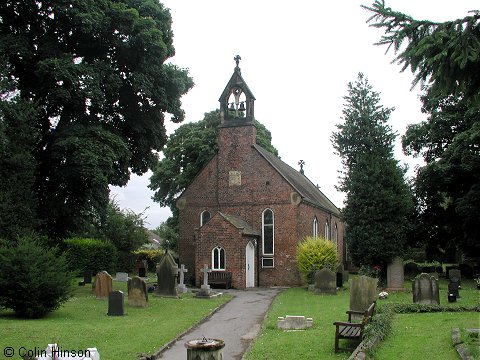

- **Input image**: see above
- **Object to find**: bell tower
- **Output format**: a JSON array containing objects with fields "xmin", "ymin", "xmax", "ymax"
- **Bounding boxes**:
[{"xmin": 218, "ymin": 55, "xmax": 256, "ymax": 125}]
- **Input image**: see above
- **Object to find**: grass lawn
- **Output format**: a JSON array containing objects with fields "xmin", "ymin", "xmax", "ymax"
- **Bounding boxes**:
[
  {"xmin": 0, "ymin": 278, "xmax": 231, "ymax": 359},
  {"xmin": 244, "ymin": 277, "xmax": 480, "ymax": 360}
]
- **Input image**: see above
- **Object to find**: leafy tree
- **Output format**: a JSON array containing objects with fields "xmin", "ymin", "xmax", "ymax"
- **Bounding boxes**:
[
  {"xmin": 296, "ymin": 236, "xmax": 337, "ymax": 284},
  {"xmin": 149, "ymin": 110, "xmax": 278, "ymax": 225},
  {"xmin": 332, "ymin": 73, "xmax": 413, "ymax": 268},
  {"xmin": 153, "ymin": 221, "xmax": 178, "ymax": 252},
  {"xmin": 0, "ymin": 0, "xmax": 193, "ymax": 240},
  {"xmin": 363, "ymin": 1, "xmax": 480, "ymax": 257}
]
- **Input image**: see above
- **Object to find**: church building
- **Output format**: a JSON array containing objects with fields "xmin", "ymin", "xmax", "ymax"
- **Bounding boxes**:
[{"xmin": 177, "ymin": 57, "xmax": 344, "ymax": 289}]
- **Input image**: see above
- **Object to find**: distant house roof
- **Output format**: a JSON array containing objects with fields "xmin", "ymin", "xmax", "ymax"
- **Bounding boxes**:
[
  {"xmin": 217, "ymin": 212, "xmax": 260, "ymax": 237},
  {"xmin": 145, "ymin": 230, "xmax": 163, "ymax": 249},
  {"xmin": 253, "ymin": 144, "xmax": 341, "ymax": 216}
]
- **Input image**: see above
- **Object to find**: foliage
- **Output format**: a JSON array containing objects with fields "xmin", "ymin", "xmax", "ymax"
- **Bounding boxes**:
[
  {"xmin": 358, "ymin": 264, "xmax": 381, "ymax": 278},
  {"xmin": 296, "ymin": 236, "xmax": 337, "ymax": 283},
  {"xmin": 132, "ymin": 248, "xmax": 165, "ymax": 271},
  {"xmin": 153, "ymin": 221, "xmax": 179, "ymax": 252},
  {"xmin": 363, "ymin": 1, "xmax": 480, "ymax": 257},
  {"xmin": 0, "ymin": 237, "xmax": 73, "ymax": 318},
  {"xmin": 363, "ymin": 304, "xmax": 394, "ymax": 344},
  {"xmin": 331, "ymin": 73, "xmax": 414, "ymax": 267},
  {"xmin": 64, "ymin": 237, "xmax": 117, "ymax": 275},
  {"xmin": 0, "ymin": 0, "xmax": 193, "ymax": 240},
  {"xmin": 149, "ymin": 110, "xmax": 278, "ymax": 226}
]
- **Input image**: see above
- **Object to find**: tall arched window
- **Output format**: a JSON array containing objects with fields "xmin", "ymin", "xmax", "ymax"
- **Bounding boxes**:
[
  {"xmin": 262, "ymin": 209, "xmax": 274, "ymax": 255},
  {"xmin": 324, "ymin": 220, "xmax": 330, "ymax": 240},
  {"xmin": 313, "ymin": 217, "xmax": 318, "ymax": 238},
  {"xmin": 200, "ymin": 210, "xmax": 211, "ymax": 226},
  {"xmin": 212, "ymin": 246, "xmax": 225, "ymax": 270},
  {"xmin": 333, "ymin": 223, "xmax": 338, "ymax": 245}
]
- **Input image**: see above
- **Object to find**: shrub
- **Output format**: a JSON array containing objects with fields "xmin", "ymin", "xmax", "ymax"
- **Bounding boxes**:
[
  {"xmin": 296, "ymin": 236, "xmax": 337, "ymax": 283},
  {"xmin": 0, "ymin": 237, "xmax": 73, "ymax": 318},
  {"xmin": 133, "ymin": 249, "xmax": 165, "ymax": 271},
  {"xmin": 64, "ymin": 237, "xmax": 116, "ymax": 275}
]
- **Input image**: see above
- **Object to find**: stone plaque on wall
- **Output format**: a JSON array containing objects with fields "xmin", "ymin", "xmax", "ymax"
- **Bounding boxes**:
[{"xmin": 229, "ymin": 171, "xmax": 242, "ymax": 186}]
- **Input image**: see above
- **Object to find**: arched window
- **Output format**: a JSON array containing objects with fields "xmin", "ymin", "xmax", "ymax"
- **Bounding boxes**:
[
  {"xmin": 262, "ymin": 209, "xmax": 274, "ymax": 255},
  {"xmin": 324, "ymin": 220, "xmax": 330, "ymax": 240},
  {"xmin": 212, "ymin": 246, "xmax": 225, "ymax": 270},
  {"xmin": 313, "ymin": 217, "xmax": 318, "ymax": 238},
  {"xmin": 333, "ymin": 223, "xmax": 338, "ymax": 245},
  {"xmin": 200, "ymin": 210, "xmax": 211, "ymax": 226}
]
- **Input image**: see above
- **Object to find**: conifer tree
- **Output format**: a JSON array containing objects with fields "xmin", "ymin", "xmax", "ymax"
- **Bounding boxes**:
[{"xmin": 332, "ymin": 73, "xmax": 413, "ymax": 268}]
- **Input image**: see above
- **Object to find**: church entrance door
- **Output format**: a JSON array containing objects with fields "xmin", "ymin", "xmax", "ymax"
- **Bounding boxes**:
[{"xmin": 246, "ymin": 242, "xmax": 255, "ymax": 287}]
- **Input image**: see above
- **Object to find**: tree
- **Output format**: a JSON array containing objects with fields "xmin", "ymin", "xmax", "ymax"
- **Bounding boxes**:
[
  {"xmin": 0, "ymin": 0, "xmax": 193, "ymax": 240},
  {"xmin": 153, "ymin": 221, "xmax": 178, "ymax": 252},
  {"xmin": 363, "ymin": 1, "xmax": 480, "ymax": 257},
  {"xmin": 332, "ymin": 73, "xmax": 413, "ymax": 268},
  {"xmin": 149, "ymin": 110, "xmax": 278, "ymax": 225}
]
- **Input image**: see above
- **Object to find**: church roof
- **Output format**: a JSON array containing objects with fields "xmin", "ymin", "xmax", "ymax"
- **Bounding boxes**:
[
  {"xmin": 218, "ymin": 212, "xmax": 260, "ymax": 236},
  {"xmin": 253, "ymin": 144, "xmax": 341, "ymax": 216}
]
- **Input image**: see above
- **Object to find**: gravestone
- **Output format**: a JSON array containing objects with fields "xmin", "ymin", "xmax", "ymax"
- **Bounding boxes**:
[
  {"xmin": 412, "ymin": 273, "xmax": 440, "ymax": 305},
  {"xmin": 336, "ymin": 264, "xmax": 345, "ymax": 288},
  {"xmin": 196, "ymin": 264, "xmax": 212, "ymax": 298},
  {"xmin": 128, "ymin": 276, "xmax": 148, "ymax": 307},
  {"xmin": 349, "ymin": 275, "xmax": 377, "ymax": 319},
  {"xmin": 387, "ymin": 257, "xmax": 405, "ymax": 290},
  {"xmin": 449, "ymin": 269, "xmax": 461, "ymax": 284},
  {"xmin": 155, "ymin": 251, "xmax": 178, "ymax": 297},
  {"xmin": 446, "ymin": 266, "xmax": 459, "ymax": 279},
  {"xmin": 314, "ymin": 268, "xmax": 336, "ymax": 294},
  {"xmin": 83, "ymin": 270, "xmax": 92, "ymax": 284},
  {"xmin": 277, "ymin": 315, "xmax": 313, "ymax": 330},
  {"xmin": 115, "ymin": 272, "xmax": 129, "ymax": 282},
  {"xmin": 177, "ymin": 264, "xmax": 189, "ymax": 293},
  {"xmin": 135, "ymin": 259, "xmax": 147, "ymax": 277},
  {"xmin": 94, "ymin": 271, "xmax": 113, "ymax": 299},
  {"xmin": 448, "ymin": 278, "xmax": 461, "ymax": 298},
  {"xmin": 107, "ymin": 290, "xmax": 125, "ymax": 316}
]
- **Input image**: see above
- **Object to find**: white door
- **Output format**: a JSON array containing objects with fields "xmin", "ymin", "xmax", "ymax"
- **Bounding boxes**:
[{"xmin": 246, "ymin": 242, "xmax": 255, "ymax": 288}]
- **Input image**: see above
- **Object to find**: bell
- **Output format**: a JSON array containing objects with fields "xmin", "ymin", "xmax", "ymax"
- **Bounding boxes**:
[{"xmin": 238, "ymin": 101, "xmax": 245, "ymax": 112}]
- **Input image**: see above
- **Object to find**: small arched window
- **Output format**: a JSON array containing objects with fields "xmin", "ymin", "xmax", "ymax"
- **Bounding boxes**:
[
  {"xmin": 324, "ymin": 220, "xmax": 330, "ymax": 240},
  {"xmin": 212, "ymin": 246, "xmax": 225, "ymax": 270},
  {"xmin": 313, "ymin": 217, "xmax": 318, "ymax": 238},
  {"xmin": 333, "ymin": 223, "xmax": 338, "ymax": 245},
  {"xmin": 200, "ymin": 210, "xmax": 211, "ymax": 226},
  {"xmin": 262, "ymin": 209, "xmax": 274, "ymax": 255}
]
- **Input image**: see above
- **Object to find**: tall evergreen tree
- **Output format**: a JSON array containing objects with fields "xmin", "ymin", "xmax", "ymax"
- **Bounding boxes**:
[
  {"xmin": 0, "ymin": 0, "xmax": 193, "ymax": 239},
  {"xmin": 363, "ymin": 1, "xmax": 480, "ymax": 257},
  {"xmin": 332, "ymin": 73, "xmax": 413, "ymax": 268}
]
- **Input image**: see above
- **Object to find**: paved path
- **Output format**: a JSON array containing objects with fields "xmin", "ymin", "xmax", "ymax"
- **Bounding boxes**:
[{"xmin": 158, "ymin": 288, "xmax": 281, "ymax": 360}]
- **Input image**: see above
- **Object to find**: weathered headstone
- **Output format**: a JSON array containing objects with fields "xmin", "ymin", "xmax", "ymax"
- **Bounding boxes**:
[
  {"xmin": 128, "ymin": 276, "xmax": 148, "ymax": 307},
  {"xmin": 449, "ymin": 269, "xmax": 461, "ymax": 284},
  {"xmin": 412, "ymin": 273, "xmax": 440, "ymax": 305},
  {"xmin": 448, "ymin": 278, "xmax": 461, "ymax": 298},
  {"xmin": 336, "ymin": 264, "xmax": 345, "ymax": 288},
  {"xmin": 349, "ymin": 275, "xmax": 378, "ymax": 318},
  {"xmin": 314, "ymin": 268, "xmax": 337, "ymax": 294},
  {"xmin": 277, "ymin": 315, "xmax": 313, "ymax": 330},
  {"xmin": 94, "ymin": 271, "xmax": 113, "ymax": 299},
  {"xmin": 446, "ymin": 266, "xmax": 459, "ymax": 279},
  {"xmin": 387, "ymin": 257, "xmax": 405, "ymax": 290},
  {"xmin": 107, "ymin": 290, "xmax": 125, "ymax": 316},
  {"xmin": 115, "ymin": 272, "xmax": 129, "ymax": 282},
  {"xmin": 197, "ymin": 264, "xmax": 212, "ymax": 298},
  {"xmin": 83, "ymin": 270, "xmax": 92, "ymax": 284},
  {"xmin": 177, "ymin": 264, "xmax": 189, "ymax": 293},
  {"xmin": 155, "ymin": 251, "xmax": 178, "ymax": 297}
]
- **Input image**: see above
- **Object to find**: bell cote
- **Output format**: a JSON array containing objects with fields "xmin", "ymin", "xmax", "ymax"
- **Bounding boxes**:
[{"xmin": 219, "ymin": 55, "xmax": 256, "ymax": 126}]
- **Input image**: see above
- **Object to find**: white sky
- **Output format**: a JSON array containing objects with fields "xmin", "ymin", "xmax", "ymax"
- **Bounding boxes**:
[{"xmin": 110, "ymin": 0, "xmax": 478, "ymax": 229}]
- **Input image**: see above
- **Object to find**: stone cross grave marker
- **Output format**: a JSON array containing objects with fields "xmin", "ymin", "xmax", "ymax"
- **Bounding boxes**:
[
  {"xmin": 412, "ymin": 273, "xmax": 440, "ymax": 305},
  {"xmin": 107, "ymin": 290, "xmax": 125, "ymax": 316},
  {"xmin": 94, "ymin": 271, "xmax": 113, "ymax": 299},
  {"xmin": 196, "ymin": 264, "xmax": 212, "ymax": 298},
  {"xmin": 177, "ymin": 264, "xmax": 188, "ymax": 293},
  {"xmin": 387, "ymin": 257, "xmax": 405, "ymax": 290},
  {"xmin": 155, "ymin": 251, "xmax": 178, "ymax": 297},
  {"xmin": 128, "ymin": 276, "xmax": 148, "ymax": 307},
  {"xmin": 314, "ymin": 268, "xmax": 337, "ymax": 295},
  {"xmin": 350, "ymin": 275, "xmax": 378, "ymax": 321}
]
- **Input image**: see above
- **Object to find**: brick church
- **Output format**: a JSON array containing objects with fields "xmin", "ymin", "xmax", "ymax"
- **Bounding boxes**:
[{"xmin": 177, "ymin": 57, "xmax": 344, "ymax": 289}]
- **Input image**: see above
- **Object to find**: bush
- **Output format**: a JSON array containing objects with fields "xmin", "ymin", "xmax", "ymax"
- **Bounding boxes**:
[
  {"xmin": 0, "ymin": 237, "xmax": 73, "ymax": 318},
  {"xmin": 64, "ymin": 237, "xmax": 116, "ymax": 275},
  {"xmin": 132, "ymin": 249, "xmax": 165, "ymax": 271},
  {"xmin": 296, "ymin": 236, "xmax": 337, "ymax": 283}
]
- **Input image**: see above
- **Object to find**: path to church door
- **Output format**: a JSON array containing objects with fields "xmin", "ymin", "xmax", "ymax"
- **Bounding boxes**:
[{"xmin": 246, "ymin": 242, "xmax": 255, "ymax": 287}]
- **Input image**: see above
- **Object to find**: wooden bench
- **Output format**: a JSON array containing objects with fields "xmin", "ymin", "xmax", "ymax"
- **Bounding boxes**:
[
  {"xmin": 204, "ymin": 271, "xmax": 232, "ymax": 289},
  {"xmin": 333, "ymin": 302, "xmax": 376, "ymax": 353}
]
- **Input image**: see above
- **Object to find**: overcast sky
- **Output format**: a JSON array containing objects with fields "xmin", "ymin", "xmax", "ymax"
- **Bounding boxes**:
[{"xmin": 110, "ymin": 0, "xmax": 477, "ymax": 229}]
